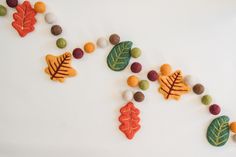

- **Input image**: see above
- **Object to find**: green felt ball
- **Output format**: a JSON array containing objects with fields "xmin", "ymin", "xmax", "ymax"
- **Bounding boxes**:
[
  {"xmin": 139, "ymin": 80, "xmax": 149, "ymax": 91},
  {"xmin": 201, "ymin": 95, "xmax": 212, "ymax": 105},
  {"xmin": 131, "ymin": 47, "xmax": 141, "ymax": 58},
  {"xmin": 0, "ymin": 5, "xmax": 7, "ymax": 16},
  {"xmin": 56, "ymin": 38, "xmax": 67, "ymax": 49}
]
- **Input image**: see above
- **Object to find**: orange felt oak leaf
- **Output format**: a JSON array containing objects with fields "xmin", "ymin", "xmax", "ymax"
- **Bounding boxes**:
[
  {"xmin": 12, "ymin": 1, "xmax": 36, "ymax": 37},
  {"xmin": 45, "ymin": 52, "xmax": 77, "ymax": 83},
  {"xmin": 158, "ymin": 70, "xmax": 190, "ymax": 100},
  {"xmin": 119, "ymin": 102, "xmax": 141, "ymax": 140}
]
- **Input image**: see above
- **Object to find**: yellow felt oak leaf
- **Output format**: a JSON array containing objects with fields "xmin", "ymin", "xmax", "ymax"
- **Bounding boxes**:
[
  {"xmin": 158, "ymin": 70, "xmax": 190, "ymax": 100},
  {"xmin": 45, "ymin": 52, "xmax": 77, "ymax": 83}
]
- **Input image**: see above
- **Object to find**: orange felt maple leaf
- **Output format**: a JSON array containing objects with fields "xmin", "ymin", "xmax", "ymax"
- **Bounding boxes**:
[
  {"xmin": 158, "ymin": 70, "xmax": 190, "ymax": 100},
  {"xmin": 45, "ymin": 52, "xmax": 77, "ymax": 83},
  {"xmin": 12, "ymin": 1, "xmax": 36, "ymax": 37},
  {"xmin": 119, "ymin": 102, "xmax": 141, "ymax": 140}
]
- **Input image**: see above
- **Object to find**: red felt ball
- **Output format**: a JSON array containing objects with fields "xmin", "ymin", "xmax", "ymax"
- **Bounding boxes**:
[
  {"xmin": 73, "ymin": 48, "xmax": 84, "ymax": 59},
  {"xmin": 130, "ymin": 62, "xmax": 142, "ymax": 73},
  {"xmin": 209, "ymin": 104, "xmax": 221, "ymax": 115},
  {"xmin": 147, "ymin": 70, "xmax": 159, "ymax": 81}
]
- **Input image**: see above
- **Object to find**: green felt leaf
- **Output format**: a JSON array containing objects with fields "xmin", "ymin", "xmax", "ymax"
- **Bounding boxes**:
[
  {"xmin": 207, "ymin": 115, "xmax": 230, "ymax": 147},
  {"xmin": 107, "ymin": 41, "xmax": 133, "ymax": 71}
]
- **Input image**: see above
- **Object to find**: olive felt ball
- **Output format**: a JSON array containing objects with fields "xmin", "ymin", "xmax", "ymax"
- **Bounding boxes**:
[
  {"xmin": 56, "ymin": 38, "xmax": 67, "ymax": 49},
  {"xmin": 130, "ymin": 47, "xmax": 141, "ymax": 58},
  {"xmin": 0, "ymin": 5, "xmax": 7, "ymax": 16},
  {"xmin": 201, "ymin": 95, "xmax": 212, "ymax": 105},
  {"xmin": 139, "ymin": 80, "xmax": 149, "ymax": 91}
]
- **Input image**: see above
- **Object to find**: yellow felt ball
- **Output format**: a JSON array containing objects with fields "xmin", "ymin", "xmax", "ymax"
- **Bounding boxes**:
[
  {"xmin": 127, "ymin": 75, "xmax": 139, "ymax": 87},
  {"xmin": 160, "ymin": 64, "xmax": 172, "ymax": 76},
  {"xmin": 34, "ymin": 1, "xmax": 46, "ymax": 13},
  {"xmin": 230, "ymin": 122, "xmax": 236, "ymax": 133},
  {"xmin": 84, "ymin": 42, "xmax": 95, "ymax": 53}
]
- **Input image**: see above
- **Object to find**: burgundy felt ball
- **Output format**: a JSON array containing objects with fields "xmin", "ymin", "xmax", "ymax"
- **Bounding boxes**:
[
  {"xmin": 209, "ymin": 104, "xmax": 221, "ymax": 115},
  {"xmin": 130, "ymin": 62, "xmax": 142, "ymax": 73},
  {"xmin": 6, "ymin": 0, "xmax": 18, "ymax": 8},
  {"xmin": 147, "ymin": 70, "xmax": 159, "ymax": 81},
  {"xmin": 73, "ymin": 48, "xmax": 84, "ymax": 59}
]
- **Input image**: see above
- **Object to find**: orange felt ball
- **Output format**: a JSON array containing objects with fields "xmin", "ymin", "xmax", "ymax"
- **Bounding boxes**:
[
  {"xmin": 84, "ymin": 42, "xmax": 95, "ymax": 53},
  {"xmin": 160, "ymin": 64, "xmax": 172, "ymax": 76},
  {"xmin": 127, "ymin": 75, "xmax": 139, "ymax": 87},
  {"xmin": 34, "ymin": 1, "xmax": 46, "ymax": 13},
  {"xmin": 230, "ymin": 122, "xmax": 236, "ymax": 133}
]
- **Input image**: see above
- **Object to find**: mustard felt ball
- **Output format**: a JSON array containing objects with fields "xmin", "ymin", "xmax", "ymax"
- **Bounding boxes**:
[
  {"xmin": 34, "ymin": 1, "xmax": 46, "ymax": 13},
  {"xmin": 160, "ymin": 64, "xmax": 172, "ymax": 76},
  {"xmin": 127, "ymin": 75, "xmax": 139, "ymax": 87},
  {"xmin": 230, "ymin": 122, "xmax": 236, "ymax": 133}
]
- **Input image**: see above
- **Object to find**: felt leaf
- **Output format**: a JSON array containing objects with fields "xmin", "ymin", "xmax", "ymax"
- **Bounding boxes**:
[
  {"xmin": 207, "ymin": 115, "xmax": 230, "ymax": 147},
  {"xmin": 45, "ymin": 52, "xmax": 77, "ymax": 83},
  {"xmin": 158, "ymin": 70, "xmax": 190, "ymax": 100},
  {"xmin": 107, "ymin": 41, "xmax": 132, "ymax": 71},
  {"xmin": 119, "ymin": 102, "xmax": 141, "ymax": 140},
  {"xmin": 12, "ymin": 1, "xmax": 36, "ymax": 37}
]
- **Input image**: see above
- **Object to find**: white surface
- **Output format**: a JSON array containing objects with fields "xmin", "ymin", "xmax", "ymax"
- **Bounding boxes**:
[{"xmin": 0, "ymin": 0, "xmax": 236, "ymax": 156}]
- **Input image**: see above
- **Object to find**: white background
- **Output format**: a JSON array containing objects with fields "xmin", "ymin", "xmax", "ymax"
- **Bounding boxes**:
[{"xmin": 0, "ymin": 0, "xmax": 236, "ymax": 156}]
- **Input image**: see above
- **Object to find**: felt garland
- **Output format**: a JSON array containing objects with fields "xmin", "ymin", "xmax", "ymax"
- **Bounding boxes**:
[{"xmin": 1, "ymin": 0, "xmax": 236, "ymax": 147}]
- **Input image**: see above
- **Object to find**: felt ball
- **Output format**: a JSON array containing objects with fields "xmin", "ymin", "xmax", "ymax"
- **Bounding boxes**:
[
  {"xmin": 122, "ymin": 90, "xmax": 133, "ymax": 101},
  {"xmin": 130, "ymin": 62, "xmax": 142, "ymax": 73},
  {"xmin": 34, "ymin": 1, "xmax": 46, "ymax": 13},
  {"xmin": 127, "ymin": 75, "xmax": 139, "ymax": 87},
  {"xmin": 73, "ymin": 48, "xmax": 84, "ymax": 59},
  {"xmin": 96, "ymin": 37, "xmax": 108, "ymax": 48},
  {"xmin": 133, "ymin": 91, "xmax": 145, "ymax": 102},
  {"xmin": 184, "ymin": 75, "xmax": 198, "ymax": 87},
  {"xmin": 147, "ymin": 70, "xmax": 158, "ymax": 81},
  {"xmin": 109, "ymin": 34, "xmax": 120, "ymax": 45},
  {"xmin": 160, "ymin": 64, "xmax": 172, "ymax": 76},
  {"xmin": 193, "ymin": 84, "xmax": 205, "ymax": 95},
  {"xmin": 201, "ymin": 95, "xmax": 212, "ymax": 105},
  {"xmin": 0, "ymin": 5, "xmax": 7, "ymax": 16},
  {"xmin": 6, "ymin": 0, "xmax": 18, "ymax": 8},
  {"xmin": 233, "ymin": 134, "xmax": 236, "ymax": 142},
  {"xmin": 45, "ymin": 13, "xmax": 57, "ymax": 24},
  {"xmin": 56, "ymin": 38, "xmax": 67, "ymax": 49},
  {"xmin": 230, "ymin": 122, "xmax": 236, "ymax": 133},
  {"xmin": 131, "ymin": 47, "xmax": 141, "ymax": 58},
  {"xmin": 209, "ymin": 104, "xmax": 221, "ymax": 115},
  {"xmin": 84, "ymin": 42, "xmax": 95, "ymax": 53},
  {"xmin": 51, "ymin": 25, "xmax": 62, "ymax": 36},
  {"xmin": 139, "ymin": 80, "xmax": 149, "ymax": 91}
]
